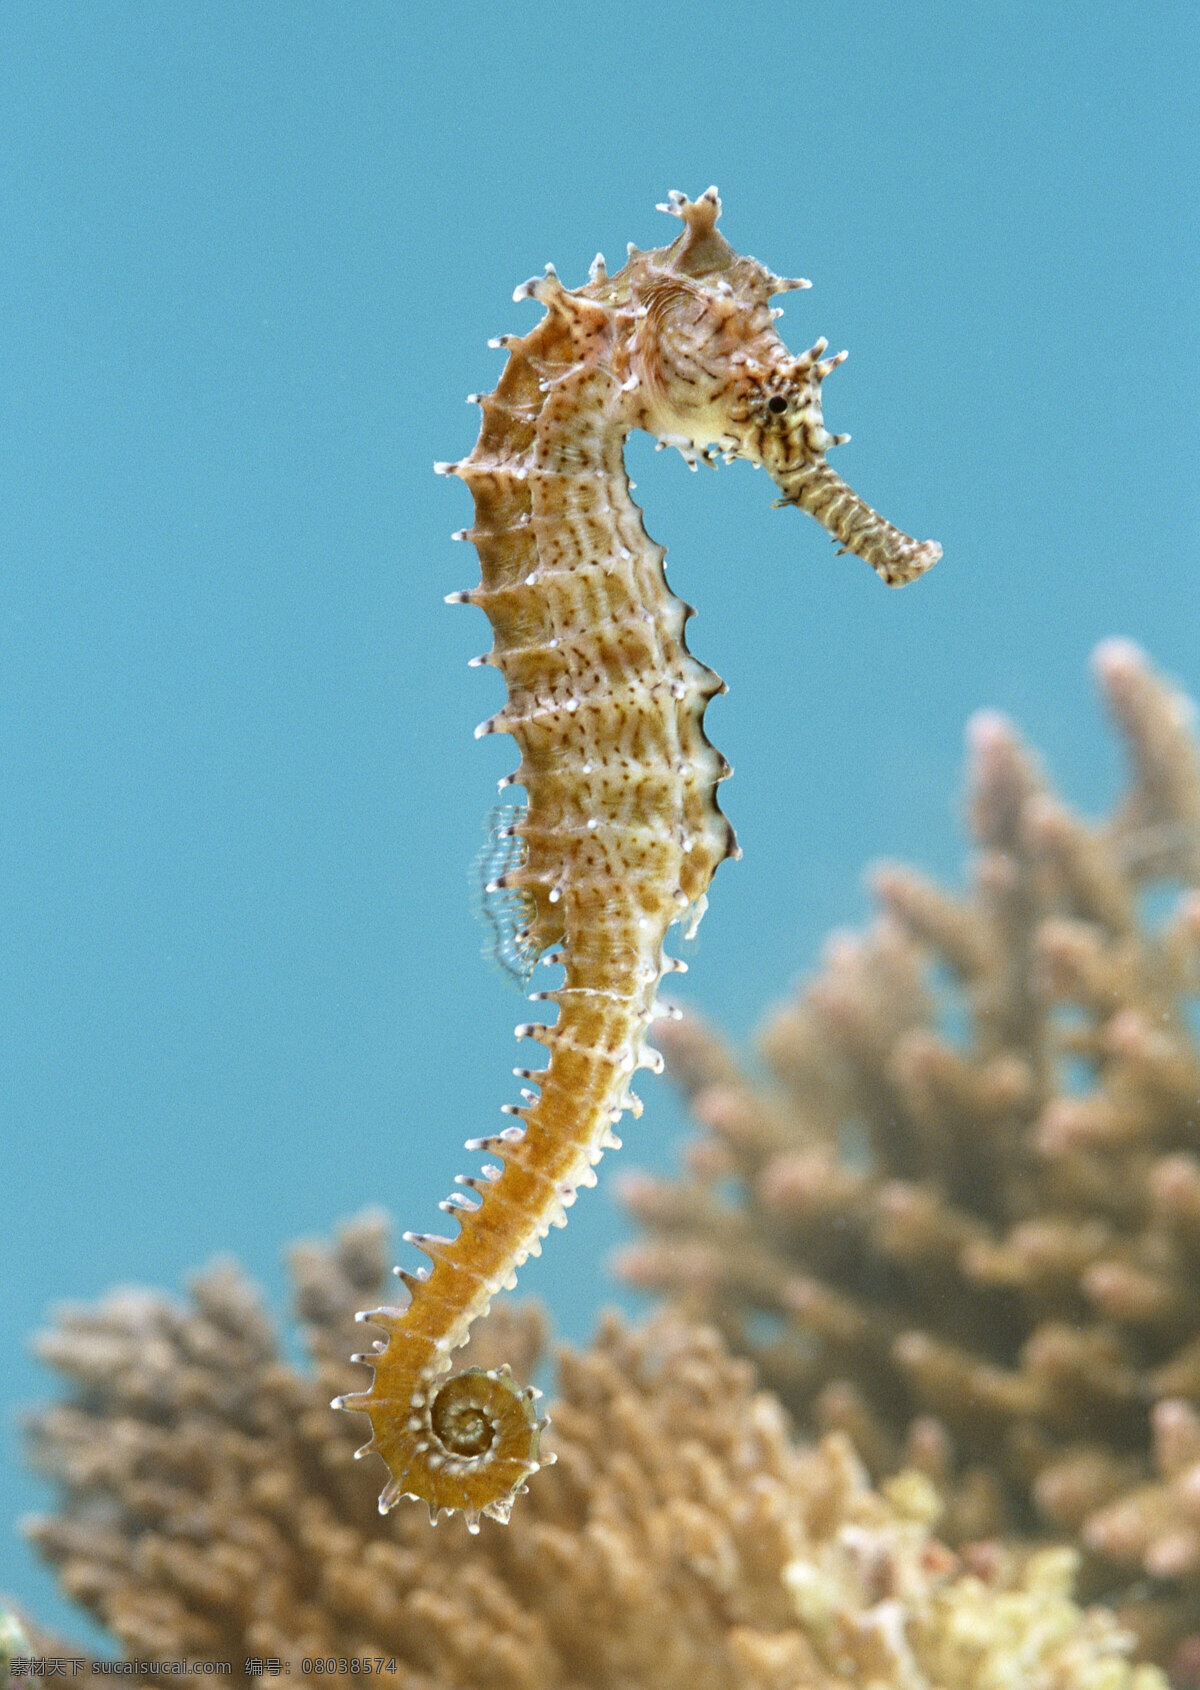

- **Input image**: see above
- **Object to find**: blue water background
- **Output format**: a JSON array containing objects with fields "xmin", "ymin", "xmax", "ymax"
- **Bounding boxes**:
[{"xmin": 2, "ymin": 0, "xmax": 1197, "ymax": 1642}]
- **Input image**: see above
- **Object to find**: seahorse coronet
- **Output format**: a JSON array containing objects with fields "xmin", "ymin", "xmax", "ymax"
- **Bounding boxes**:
[{"xmin": 337, "ymin": 188, "xmax": 939, "ymax": 1526}]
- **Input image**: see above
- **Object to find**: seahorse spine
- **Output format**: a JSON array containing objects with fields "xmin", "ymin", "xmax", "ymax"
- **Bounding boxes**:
[{"xmin": 334, "ymin": 188, "xmax": 939, "ymax": 1527}]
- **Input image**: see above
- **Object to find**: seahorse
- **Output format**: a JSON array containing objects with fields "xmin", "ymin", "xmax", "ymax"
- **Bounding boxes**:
[{"xmin": 333, "ymin": 188, "xmax": 940, "ymax": 1527}]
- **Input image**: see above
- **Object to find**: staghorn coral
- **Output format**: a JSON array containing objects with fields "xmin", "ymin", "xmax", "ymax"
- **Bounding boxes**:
[
  {"xmin": 19, "ymin": 1213, "xmax": 1161, "ymax": 1689},
  {"xmin": 618, "ymin": 640, "xmax": 1200, "ymax": 1668}
]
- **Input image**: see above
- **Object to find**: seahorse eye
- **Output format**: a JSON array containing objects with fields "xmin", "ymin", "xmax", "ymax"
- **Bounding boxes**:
[{"xmin": 767, "ymin": 395, "xmax": 788, "ymax": 415}]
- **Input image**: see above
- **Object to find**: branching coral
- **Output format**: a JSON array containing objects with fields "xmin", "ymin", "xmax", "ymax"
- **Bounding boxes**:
[
  {"xmin": 19, "ymin": 1213, "xmax": 1162, "ymax": 1689},
  {"xmin": 618, "ymin": 641, "xmax": 1200, "ymax": 1668}
]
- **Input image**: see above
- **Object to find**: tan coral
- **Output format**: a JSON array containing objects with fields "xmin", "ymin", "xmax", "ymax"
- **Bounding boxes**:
[
  {"xmin": 21, "ymin": 1214, "xmax": 1160, "ymax": 1690},
  {"xmin": 618, "ymin": 641, "xmax": 1200, "ymax": 1669}
]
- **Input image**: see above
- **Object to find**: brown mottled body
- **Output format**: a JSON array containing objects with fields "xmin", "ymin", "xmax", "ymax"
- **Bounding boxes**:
[{"xmin": 335, "ymin": 190, "xmax": 939, "ymax": 1526}]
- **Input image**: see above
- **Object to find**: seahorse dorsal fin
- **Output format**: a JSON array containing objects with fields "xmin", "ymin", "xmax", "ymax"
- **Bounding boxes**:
[{"xmin": 473, "ymin": 802, "xmax": 542, "ymax": 989}]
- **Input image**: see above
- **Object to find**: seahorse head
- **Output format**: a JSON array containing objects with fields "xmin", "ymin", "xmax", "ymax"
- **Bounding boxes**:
[
  {"xmin": 605, "ymin": 188, "xmax": 939, "ymax": 586},
  {"xmin": 618, "ymin": 187, "xmax": 842, "ymax": 481}
]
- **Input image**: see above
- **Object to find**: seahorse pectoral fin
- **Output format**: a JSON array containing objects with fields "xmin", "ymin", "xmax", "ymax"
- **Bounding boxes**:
[{"xmin": 773, "ymin": 456, "xmax": 941, "ymax": 587}]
